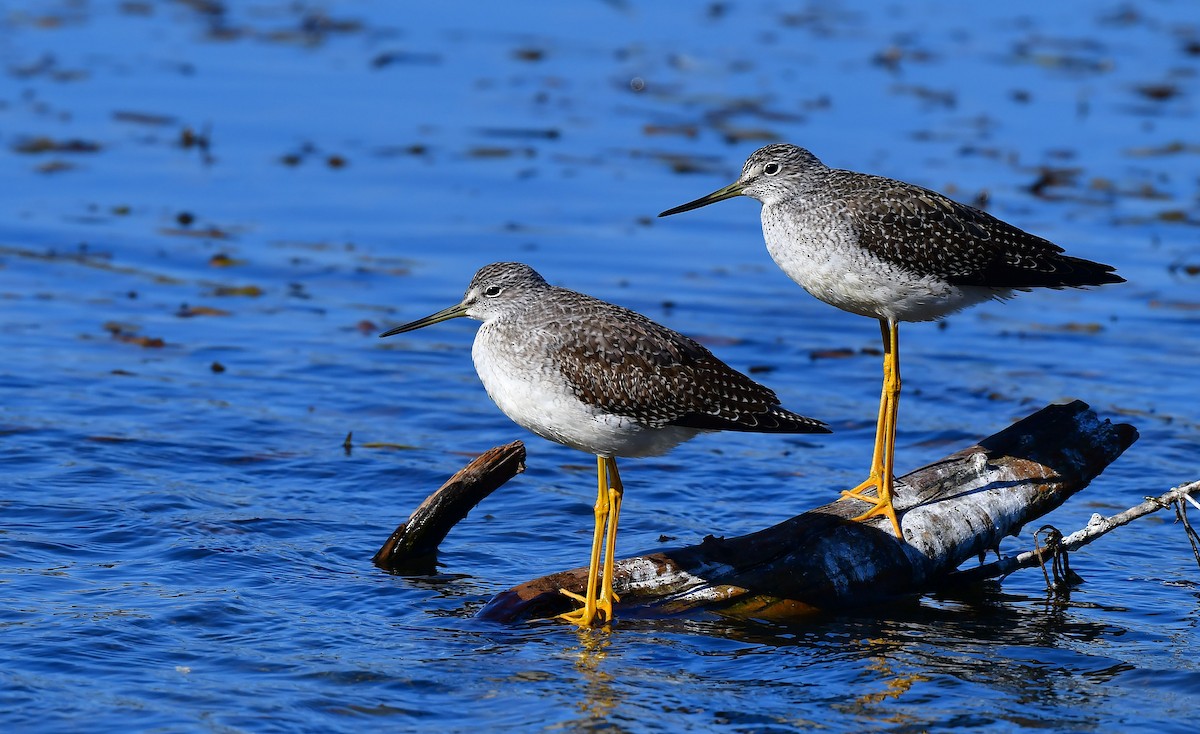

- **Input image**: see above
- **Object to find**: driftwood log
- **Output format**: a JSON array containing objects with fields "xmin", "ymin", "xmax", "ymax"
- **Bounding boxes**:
[
  {"xmin": 477, "ymin": 400, "xmax": 1136, "ymax": 622},
  {"xmin": 375, "ymin": 401, "xmax": 1142, "ymax": 621}
]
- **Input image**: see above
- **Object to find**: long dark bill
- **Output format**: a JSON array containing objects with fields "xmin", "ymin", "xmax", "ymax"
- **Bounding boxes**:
[
  {"xmin": 657, "ymin": 180, "xmax": 745, "ymax": 217},
  {"xmin": 379, "ymin": 302, "xmax": 469, "ymax": 338}
]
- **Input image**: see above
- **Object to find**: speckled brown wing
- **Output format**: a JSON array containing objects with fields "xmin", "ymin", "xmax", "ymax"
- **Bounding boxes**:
[
  {"xmin": 828, "ymin": 171, "xmax": 1124, "ymax": 288},
  {"xmin": 547, "ymin": 292, "xmax": 828, "ymax": 434}
]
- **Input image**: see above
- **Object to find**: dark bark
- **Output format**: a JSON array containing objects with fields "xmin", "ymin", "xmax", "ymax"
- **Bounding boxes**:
[{"xmin": 373, "ymin": 440, "xmax": 526, "ymax": 574}]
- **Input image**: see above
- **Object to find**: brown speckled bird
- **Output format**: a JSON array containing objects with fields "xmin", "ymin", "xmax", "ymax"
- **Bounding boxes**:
[
  {"xmin": 660, "ymin": 143, "xmax": 1123, "ymax": 539},
  {"xmin": 380, "ymin": 261, "xmax": 829, "ymax": 627}
]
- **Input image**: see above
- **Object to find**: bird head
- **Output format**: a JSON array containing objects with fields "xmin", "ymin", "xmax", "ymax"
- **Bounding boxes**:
[
  {"xmin": 658, "ymin": 143, "xmax": 828, "ymax": 215},
  {"xmin": 379, "ymin": 262, "xmax": 548, "ymax": 337}
]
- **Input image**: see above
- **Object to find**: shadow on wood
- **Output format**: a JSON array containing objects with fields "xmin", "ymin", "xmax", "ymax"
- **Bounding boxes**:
[{"xmin": 476, "ymin": 400, "xmax": 1136, "ymax": 623}]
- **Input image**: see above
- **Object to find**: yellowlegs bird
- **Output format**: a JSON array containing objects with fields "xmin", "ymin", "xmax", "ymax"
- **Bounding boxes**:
[
  {"xmin": 659, "ymin": 143, "xmax": 1123, "ymax": 538},
  {"xmin": 380, "ymin": 262, "xmax": 829, "ymax": 626}
]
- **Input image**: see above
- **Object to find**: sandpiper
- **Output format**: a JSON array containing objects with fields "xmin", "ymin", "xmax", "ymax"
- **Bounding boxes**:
[
  {"xmin": 381, "ymin": 261, "xmax": 829, "ymax": 626},
  {"xmin": 659, "ymin": 143, "xmax": 1123, "ymax": 537}
]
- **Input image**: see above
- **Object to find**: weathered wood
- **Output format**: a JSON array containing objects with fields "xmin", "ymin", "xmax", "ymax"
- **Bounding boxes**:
[
  {"xmin": 373, "ymin": 441, "xmax": 526, "ymax": 573},
  {"xmin": 478, "ymin": 401, "xmax": 1137, "ymax": 622}
]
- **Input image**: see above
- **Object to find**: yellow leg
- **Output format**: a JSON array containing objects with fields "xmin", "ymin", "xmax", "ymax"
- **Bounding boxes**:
[
  {"xmin": 595, "ymin": 457, "xmax": 624, "ymax": 624},
  {"xmin": 558, "ymin": 456, "xmax": 609, "ymax": 626},
  {"xmin": 840, "ymin": 319, "xmax": 904, "ymax": 537},
  {"xmin": 842, "ymin": 319, "xmax": 892, "ymax": 501}
]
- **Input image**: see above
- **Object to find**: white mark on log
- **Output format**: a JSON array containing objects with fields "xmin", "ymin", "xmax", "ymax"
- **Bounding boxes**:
[
  {"xmin": 1084, "ymin": 513, "xmax": 1112, "ymax": 534},
  {"xmin": 618, "ymin": 556, "xmax": 736, "ymax": 598},
  {"xmin": 620, "ymin": 557, "xmax": 673, "ymax": 590}
]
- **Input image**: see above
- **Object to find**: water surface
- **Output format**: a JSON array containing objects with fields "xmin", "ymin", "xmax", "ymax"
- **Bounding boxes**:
[{"xmin": 2, "ymin": 1, "xmax": 1198, "ymax": 731}]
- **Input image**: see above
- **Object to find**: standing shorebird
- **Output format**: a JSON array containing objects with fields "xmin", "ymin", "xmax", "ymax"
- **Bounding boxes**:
[
  {"xmin": 380, "ymin": 262, "xmax": 829, "ymax": 626},
  {"xmin": 659, "ymin": 143, "xmax": 1123, "ymax": 538}
]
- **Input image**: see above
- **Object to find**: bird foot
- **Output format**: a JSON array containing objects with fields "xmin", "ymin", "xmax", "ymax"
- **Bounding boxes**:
[
  {"xmin": 558, "ymin": 588, "xmax": 589, "ymax": 604},
  {"xmin": 556, "ymin": 588, "xmax": 617, "ymax": 627},
  {"xmin": 557, "ymin": 585, "xmax": 621, "ymax": 627},
  {"xmin": 837, "ymin": 474, "xmax": 903, "ymax": 537},
  {"xmin": 557, "ymin": 605, "xmax": 603, "ymax": 627},
  {"xmin": 558, "ymin": 588, "xmax": 620, "ymax": 604},
  {"xmin": 849, "ymin": 497, "xmax": 903, "ymax": 539},
  {"xmin": 840, "ymin": 476, "xmax": 883, "ymax": 503}
]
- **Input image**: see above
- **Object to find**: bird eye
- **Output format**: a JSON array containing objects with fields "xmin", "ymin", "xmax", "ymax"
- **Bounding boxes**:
[
  {"xmin": 763, "ymin": 162, "xmax": 782, "ymax": 175},
  {"xmin": 483, "ymin": 285, "xmax": 504, "ymax": 297}
]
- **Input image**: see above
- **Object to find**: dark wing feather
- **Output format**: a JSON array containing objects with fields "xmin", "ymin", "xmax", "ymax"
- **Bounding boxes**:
[
  {"xmin": 548, "ymin": 292, "xmax": 828, "ymax": 435},
  {"xmin": 829, "ymin": 171, "xmax": 1124, "ymax": 288}
]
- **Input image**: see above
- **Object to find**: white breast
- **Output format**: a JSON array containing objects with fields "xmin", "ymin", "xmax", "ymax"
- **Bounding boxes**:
[
  {"xmin": 761, "ymin": 204, "xmax": 1003, "ymax": 323},
  {"xmin": 471, "ymin": 324, "xmax": 700, "ymax": 459}
]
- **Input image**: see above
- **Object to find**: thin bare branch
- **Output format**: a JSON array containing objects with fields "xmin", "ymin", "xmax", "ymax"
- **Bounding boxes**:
[{"xmin": 945, "ymin": 480, "xmax": 1200, "ymax": 585}]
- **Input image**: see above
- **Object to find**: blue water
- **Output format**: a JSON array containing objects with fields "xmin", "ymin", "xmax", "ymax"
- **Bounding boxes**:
[{"xmin": 1, "ymin": 1, "xmax": 1198, "ymax": 731}]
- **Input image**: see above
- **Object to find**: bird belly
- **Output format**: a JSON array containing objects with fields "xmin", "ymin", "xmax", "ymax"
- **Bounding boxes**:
[
  {"xmin": 762, "ymin": 214, "xmax": 1003, "ymax": 322},
  {"xmin": 472, "ymin": 336, "xmax": 700, "ymax": 459}
]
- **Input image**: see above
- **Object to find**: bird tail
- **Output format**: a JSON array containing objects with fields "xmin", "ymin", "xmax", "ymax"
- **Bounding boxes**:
[
  {"xmin": 1055, "ymin": 255, "xmax": 1125, "ymax": 287},
  {"xmin": 671, "ymin": 408, "xmax": 830, "ymax": 434}
]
